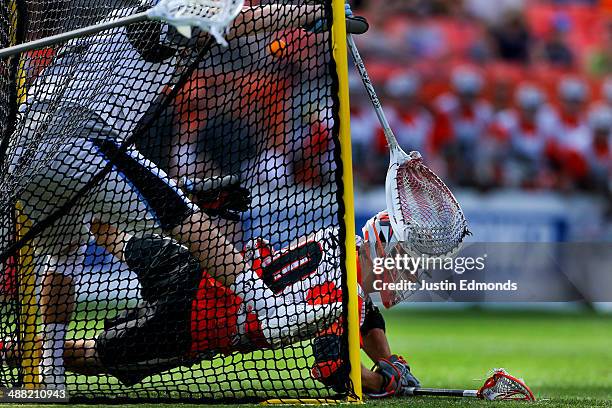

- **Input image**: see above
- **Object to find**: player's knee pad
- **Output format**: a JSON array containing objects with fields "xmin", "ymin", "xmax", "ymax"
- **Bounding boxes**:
[
  {"xmin": 310, "ymin": 334, "xmax": 349, "ymax": 393},
  {"xmin": 123, "ymin": 234, "xmax": 201, "ymax": 303}
]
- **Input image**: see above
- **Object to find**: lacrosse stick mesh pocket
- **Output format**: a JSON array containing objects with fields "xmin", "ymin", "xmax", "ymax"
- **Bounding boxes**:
[
  {"xmin": 147, "ymin": 0, "xmax": 244, "ymax": 45},
  {"xmin": 478, "ymin": 369, "xmax": 536, "ymax": 401},
  {"xmin": 394, "ymin": 156, "xmax": 468, "ymax": 257}
]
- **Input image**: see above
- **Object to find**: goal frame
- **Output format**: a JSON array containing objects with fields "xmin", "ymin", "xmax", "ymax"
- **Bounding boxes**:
[
  {"xmin": 6, "ymin": 0, "xmax": 42, "ymax": 390},
  {"xmin": 7, "ymin": 0, "xmax": 363, "ymax": 401},
  {"xmin": 330, "ymin": 0, "xmax": 363, "ymax": 402}
]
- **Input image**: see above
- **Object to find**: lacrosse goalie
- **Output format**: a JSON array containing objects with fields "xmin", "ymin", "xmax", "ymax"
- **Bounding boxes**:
[
  {"xmin": 0, "ymin": 209, "xmax": 419, "ymax": 397},
  {"xmin": 4, "ymin": 1, "xmax": 349, "ymax": 388}
]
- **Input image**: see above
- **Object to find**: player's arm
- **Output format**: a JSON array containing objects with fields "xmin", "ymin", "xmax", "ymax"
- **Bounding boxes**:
[
  {"xmin": 360, "ymin": 298, "xmax": 420, "ymax": 398},
  {"xmin": 227, "ymin": 4, "xmax": 326, "ymax": 40},
  {"xmin": 312, "ymin": 294, "xmax": 420, "ymax": 397}
]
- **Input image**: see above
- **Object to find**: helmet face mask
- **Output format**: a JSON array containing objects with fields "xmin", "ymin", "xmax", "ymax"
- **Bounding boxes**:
[
  {"xmin": 361, "ymin": 210, "xmax": 396, "ymax": 261},
  {"xmin": 360, "ymin": 211, "xmax": 421, "ymax": 305}
]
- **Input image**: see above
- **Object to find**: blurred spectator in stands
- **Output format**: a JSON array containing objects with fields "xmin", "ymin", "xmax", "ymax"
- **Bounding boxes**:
[
  {"xmin": 405, "ymin": 13, "xmax": 447, "ymax": 60},
  {"xmin": 382, "ymin": 72, "xmax": 434, "ymax": 154},
  {"xmin": 464, "ymin": 0, "xmax": 525, "ymax": 25},
  {"xmin": 293, "ymin": 106, "xmax": 333, "ymax": 187},
  {"xmin": 553, "ymin": 76, "xmax": 591, "ymax": 148},
  {"xmin": 489, "ymin": 10, "xmax": 532, "ymax": 64},
  {"xmin": 167, "ymin": 75, "xmax": 209, "ymax": 180},
  {"xmin": 539, "ymin": 13, "xmax": 575, "ymax": 69},
  {"xmin": 434, "ymin": 66, "xmax": 493, "ymax": 186},
  {"xmin": 601, "ymin": 77, "xmax": 612, "ymax": 109},
  {"xmin": 491, "ymin": 78, "xmax": 514, "ymax": 113},
  {"xmin": 547, "ymin": 76, "xmax": 592, "ymax": 190},
  {"xmin": 586, "ymin": 103, "xmax": 612, "ymax": 192},
  {"xmin": 254, "ymin": 142, "xmax": 292, "ymax": 188},
  {"xmin": 494, "ymin": 84, "xmax": 556, "ymax": 188},
  {"xmin": 349, "ymin": 72, "xmax": 384, "ymax": 188}
]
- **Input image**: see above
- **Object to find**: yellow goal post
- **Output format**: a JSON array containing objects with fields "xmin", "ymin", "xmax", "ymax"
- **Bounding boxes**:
[{"xmin": 10, "ymin": 0, "xmax": 41, "ymax": 388}]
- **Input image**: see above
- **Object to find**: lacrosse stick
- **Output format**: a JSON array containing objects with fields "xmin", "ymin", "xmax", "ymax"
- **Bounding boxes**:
[
  {"xmin": 0, "ymin": 0, "xmax": 244, "ymax": 58},
  {"xmin": 404, "ymin": 369, "xmax": 536, "ymax": 402},
  {"xmin": 347, "ymin": 34, "xmax": 468, "ymax": 259}
]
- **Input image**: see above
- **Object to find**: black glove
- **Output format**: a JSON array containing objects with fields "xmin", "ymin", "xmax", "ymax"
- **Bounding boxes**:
[
  {"xmin": 368, "ymin": 355, "xmax": 420, "ymax": 398},
  {"xmin": 180, "ymin": 175, "xmax": 251, "ymax": 221},
  {"xmin": 346, "ymin": 16, "xmax": 369, "ymax": 35},
  {"xmin": 310, "ymin": 334, "xmax": 350, "ymax": 393},
  {"xmin": 394, "ymin": 357, "xmax": 421, "ymax": 396},
  {"xmin": 304, "ymin": 2, "xmax": 369, "ymax": 35}
]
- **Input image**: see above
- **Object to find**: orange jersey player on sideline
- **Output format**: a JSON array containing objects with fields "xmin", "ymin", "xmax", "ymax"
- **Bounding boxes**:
[{"xmin": 0, "ymin": 212, "xmax": 419, "ymax": 398}]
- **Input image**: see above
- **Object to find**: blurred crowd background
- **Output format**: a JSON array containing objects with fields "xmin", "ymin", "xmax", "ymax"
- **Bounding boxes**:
[
  {"xmin": 161, "ymin": 0, "xmax": 612, "ymax": 242},
  {"xmin": 349, "ymin": 0, "xmax": 611, "ymax": 199}
]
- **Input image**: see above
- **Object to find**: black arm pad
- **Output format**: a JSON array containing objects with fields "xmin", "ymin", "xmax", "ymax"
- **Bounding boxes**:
[{"xmin": 360, "ymin": 296, "xmax": 386, "ymax": 336}]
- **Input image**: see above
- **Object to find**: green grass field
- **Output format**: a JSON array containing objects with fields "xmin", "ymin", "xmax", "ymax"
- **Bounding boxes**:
[
  {"xmin": 8, "ymin": 307, "xmax": 612, "ymax": 407},
  {"xmin": 372, "ymin": 308, "xmax": 612, "ymax": 407}
]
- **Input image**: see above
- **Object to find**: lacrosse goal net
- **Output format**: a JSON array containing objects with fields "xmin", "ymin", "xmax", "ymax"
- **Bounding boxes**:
[{"xmin": 0, "ymin": 0, "xmax": 360, "ymax": 402}]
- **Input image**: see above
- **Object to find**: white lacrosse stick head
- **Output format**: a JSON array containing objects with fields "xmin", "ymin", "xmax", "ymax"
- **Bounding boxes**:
[
  {"xmin": 478, "ymin": 369, "xmax": 536, "ymax": 401},
  {"xmin": 385, "ymin": 148, "xmax": 468, "ymax": 258},
  {"xmin": 147, "ymin": 0, "xmax": 244, "ymax": 46}
]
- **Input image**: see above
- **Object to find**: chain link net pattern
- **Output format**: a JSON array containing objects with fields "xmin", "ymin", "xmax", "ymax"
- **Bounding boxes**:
[{"xmin": 0, "ymin": 0, "xmax": 354, "ymax": 401}]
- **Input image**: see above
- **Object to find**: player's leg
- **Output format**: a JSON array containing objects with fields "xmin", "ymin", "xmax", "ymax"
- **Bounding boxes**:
[
  {"xmin": 38, "ymin": 251, "xmax": 78, "ymax": 388},
  {"xmin": 1, "ymin": 299, "xmax": 194, "ymax": 384},
  {"xmin": 16, "ymin": 129, "xmax": 102, "ymax": 387},
  {"xmin": 31, "ymin": 217, "xmax": 93, "ymax": 388},
  {"xmin": 87, "ymin": 233, "xmax": 203, "ymax": 385},
  {"xmin": 0, "ymin": 331, "xmax": 182, "ymax": 382},
  {"xmin": 0, "ymin": 337, "xmax": 102, "ymax": 375}
]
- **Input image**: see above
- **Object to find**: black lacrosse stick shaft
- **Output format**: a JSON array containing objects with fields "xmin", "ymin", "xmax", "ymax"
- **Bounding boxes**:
[{"xmin": 406, "ymin": 387, "xmax": 478, "ymax": 398}]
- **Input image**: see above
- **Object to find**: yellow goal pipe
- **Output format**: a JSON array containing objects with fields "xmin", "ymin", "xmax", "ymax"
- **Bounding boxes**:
[
  {"xmin": 331, "ymin": 0, "xmax": 362, "ymax": 402},
  {"xmin": 15, "ymin": 202, "xmax": 40, "ymax": 387},
  {"xmin": 10, "ymin": 0, "xmax": 41, "ymax": 387}
]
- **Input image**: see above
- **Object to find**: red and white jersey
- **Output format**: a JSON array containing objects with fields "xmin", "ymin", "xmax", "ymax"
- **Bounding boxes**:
[
  {"xmin": 494, "ymin": 107, "xmax": 556, "ymax": 161},
  {"xmin": 548, "ymin": 111, "xmax": 592, "ymax": 155},
  {"xmin": 251, "ymin": 227, "xmax": 364, "ymax": 314},
  {"xmin": 255, "ymin": 227, "xmax": 366, "ymax": 339},
  {"xmin": 435, "ymin": 93, "xmax": 493, "ymax": 144},
  {"xmin": 189, "ymin": 228, "xmax": 366, "ymax": 356},
  {"xmin": 585, "ymin": 134, "xmax": 612, "ymax": 180}
]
